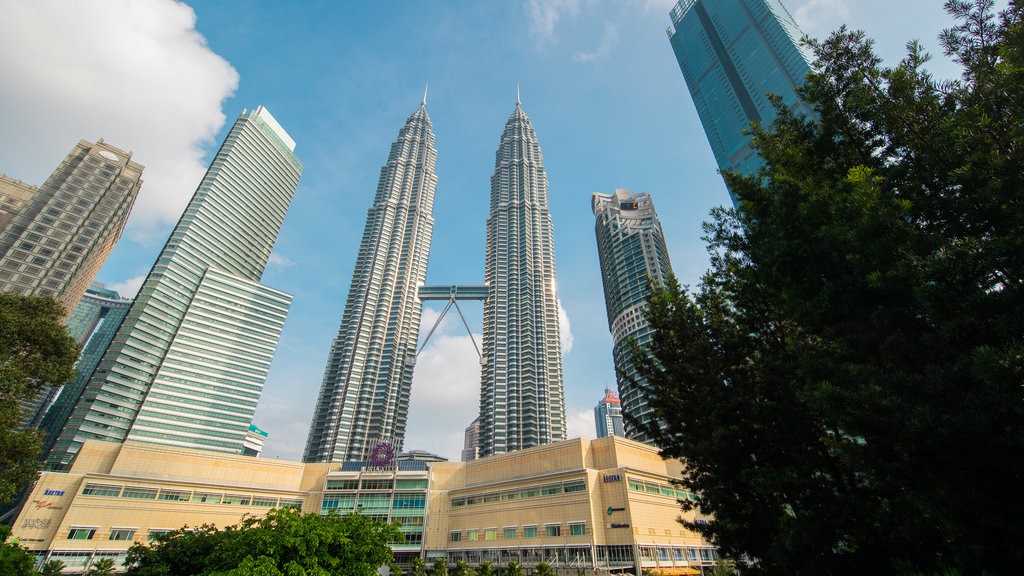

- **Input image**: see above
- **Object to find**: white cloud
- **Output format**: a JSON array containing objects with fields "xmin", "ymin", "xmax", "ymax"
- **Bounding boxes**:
[
  {"xmin": 567, "ymin": 408, "xmax": 596, "ymax": 440},
  {"xmin": 0, "ymin": 0, "xmax": 238, "ymax": 245},
  {"xmin": 792, "ymin": 0, "xmax": 851, "ymax": 37},
  {"xmin": 559, "ymin": 298, "xmax": 574, "ymax": 354},
  {"xmin": 107, "ymin": 275, "xmax": 147, "ymax": 299},
  {"xmin": 268, "ymin": 253, "xmax": 295, "ymax": 269},
  {"xmin": 525, "ymin": 0, "xmax": 582, "ymax": 43},
  {"xmin": 573, "ymin": 22, "xmax": 619, "ymax": 63}
]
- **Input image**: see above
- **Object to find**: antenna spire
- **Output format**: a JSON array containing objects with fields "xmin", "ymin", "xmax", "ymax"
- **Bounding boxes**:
[
  {"xmin": 516, "ymin": 83, "xmax": 521, "ymax": 107},
  {"xmin": 422, "ymin": 83, "xmax": 428, "ymax": 107}
]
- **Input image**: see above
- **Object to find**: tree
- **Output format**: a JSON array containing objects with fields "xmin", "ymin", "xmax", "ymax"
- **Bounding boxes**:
[
  {"xmin": 411, "ymin": 557, "xmax": 428, "ymax": 576},
  {"xmin": 533, "ymin": 562, "xmax": 554, "ymax": 576},
  {"xmin": 476, "ymin": 561, "xmax": 496, "ymax": 576},
  {"xmin": 86, "ymin": 557, "xmax": 118, "ymax": 576},
  {"xmin": 452, "ymin": 559, "xmax": 475, "ymax": 576},
  {"xmin": 504, "ymin": 560, "xmax": 522, "ymax": 576},
  {"xmin": 39, "ymin": 559, "xmax": 66, "ymax": 576},
  {"xmin": 0, "ymin": 525, "xmax": 36, "ymax": 576},
  {"xmin": 432, "ymin": 557, "xmax": 449, "ymax": 576},
  {"xmin": 0, "ymin": 294, "xmax": 79, "ymax": 503},
  {"xmin": 124, "ymin": 508, "xmax": 402, "ymax": 576},
  {"xmin": 632, "ymin": 1, "xmax": 1023, "ymax": 575}
]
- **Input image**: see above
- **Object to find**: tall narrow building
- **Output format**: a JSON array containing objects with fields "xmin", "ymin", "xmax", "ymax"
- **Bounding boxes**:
[
  {"xmin": 304, "ymin": 101, "xmax": 437, "ymax": 463},
  {"xmin": 478, "ymin": 98, "xmax": 565, "ymax": 457},
  {"xmin": 594, "ymin": 388, "xmax": 624, "ymax": 438},
  {"xmin": 46, "ymin": 107, "xmax": 302, "ymax": 469},
  {"xmin": 0, "ymin": 139, "xmax": 142, "ymax": 315},
  {"xmin": 667, "ymin": 0, "xmax": 814, "ymax": 205},
  {"xmin": 592, "ymin": 189, "xmax": 673, "ymax": 444}
]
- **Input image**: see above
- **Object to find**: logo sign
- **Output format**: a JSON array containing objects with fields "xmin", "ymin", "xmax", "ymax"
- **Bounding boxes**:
[
  {"xmin": 369, "ymin": 441, "xmax": 396, "ymax": 468},
  {"xmin": 43, "ymin": 489, "xmax": 64, "ymax": 496},
  {"xmin": 609, "ymin": 523, "xmax": 631, "ymax": 529},
  {"xmin": 606, "ymin": 506, "xmax": 626, "ymax": 516},
  {"xmin": 603, "ymin": 474, "xmax": 621, "ymax": 483}
]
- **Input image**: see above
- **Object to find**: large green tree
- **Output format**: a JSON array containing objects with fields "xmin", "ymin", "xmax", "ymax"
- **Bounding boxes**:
[
  {"xmin": 0, "ymin": 294, "xmax": 78, "ymax": 503},
  {"xmin": 632, "ymin": 1, "xmax": 1022, "ymax": 575},
  {"xmin": 124, "ymin": 508, "xmax": 402, "ymax": 576}
]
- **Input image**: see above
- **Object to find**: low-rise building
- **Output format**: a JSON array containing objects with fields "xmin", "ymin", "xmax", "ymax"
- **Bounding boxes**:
[{"xmin": 12, "ymin": 436, "xmax": 716, "ymax": 574}]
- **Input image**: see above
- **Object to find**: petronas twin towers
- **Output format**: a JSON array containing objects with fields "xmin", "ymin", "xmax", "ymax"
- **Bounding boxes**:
[{"xmin": 304, "ymin": 96, "xmax": 565, "ymax": 462}]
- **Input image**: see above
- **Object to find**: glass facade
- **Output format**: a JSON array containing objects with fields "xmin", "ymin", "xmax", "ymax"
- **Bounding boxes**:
[
  {"xmin": 479, "ymin": 100, "xmax": 566, "ymax": 457},
  {"xmin": 667, "ymin": 0, "xmax": 814, "ymax": 205},
  {"xmin": 304, "ymin": 103, "xmax": 437, "ymax": 463},
  {"xmin": 46, "ymin": 107, "xmax": 302, "ymax": 468},
  {"xmin": 592, "ymin": 190, "xmax": 672, "ymax": 443}
]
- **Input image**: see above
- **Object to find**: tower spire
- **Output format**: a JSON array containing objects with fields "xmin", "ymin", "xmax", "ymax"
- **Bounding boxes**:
[
  {"xmin": 516, "ymin": 83, "xmax": 521, "ymax": 107},
  {"xmin": 422, "ymin": 83, "xmax": 428, "ymax": 107}
]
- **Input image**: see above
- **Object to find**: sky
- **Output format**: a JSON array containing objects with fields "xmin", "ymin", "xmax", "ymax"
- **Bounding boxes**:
[{"xmin": 0, "ymin": 0, "xmax": 988, "ymax": 462}]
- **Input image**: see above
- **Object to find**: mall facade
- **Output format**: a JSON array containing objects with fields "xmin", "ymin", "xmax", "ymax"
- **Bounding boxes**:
[{"xmin": 11, "ymin": 436, "xmax": 716, "ymax": 574}]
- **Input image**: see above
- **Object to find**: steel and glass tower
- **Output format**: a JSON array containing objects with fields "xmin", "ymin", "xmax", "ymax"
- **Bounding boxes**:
[
  {"xmin": 46, "ymin": 107, "xmax": 302, "ymax": 469},
  {"xmin": 594, "ymin": 388, "xmax": 625, "ymax": 438},
  {"xmin": 667, "ymin": 0, "xmax": 814, "ymax": 205},
  {"xmin": 304, "ymin": 101, "xmax": 437, "ymax": 463},
  {"xmin": 478, "ymin": 98, "xmax": 565, "ymax": 457},
  {"xmin": 593, "ymin": 189, "xmax": 672, "ymax": 444}
]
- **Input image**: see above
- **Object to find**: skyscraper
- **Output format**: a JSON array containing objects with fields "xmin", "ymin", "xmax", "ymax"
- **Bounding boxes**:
[
  {"xmin": 46, "ymin": 107, "xmax": 302, "ymax": 469},
  {"xmin": 304, "ymin": 101, "xmax": 437, "ymax": 463},
  {"xmin": 0, "ymin": 139, "xmax": 143, "ymax": 315},
  {"xmin": 462, "ymin": 417, "xmax": 480, "ymax": 462},
  {"xmin": 667, "ymin": 0, "xmax": 814, "ymax": 205},
  {"xmin": 478, "ymin": 98, "xmax": 566, "ymax": 457},
  {"xmin": 592, "ymin": 189, "xmax": 672, "ymax": 443},
  {"xmin": 594, "ymin": 388, "xmax": 625, "ymax": 438}
]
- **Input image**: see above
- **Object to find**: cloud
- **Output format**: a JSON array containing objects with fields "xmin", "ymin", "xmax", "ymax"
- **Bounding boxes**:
[
  {"xmin": 107, "ymin": 275, "xmax": 147, "ymax": 299},
  {"xmin": 252, "ymin": 390, "xmax": 311, "ymax": 461},
  {"xmin": 573, "ymin": 21, "xmax": 619, "ymax": 63},
  {"xmin": 792, "ymin": 0, "xmax": 851, "ymax": 37},
  {"xmin": 268, "ymin": 253, "xmax": 296, "ymax": 269},
  {"xmin": 567, "ymin": 408, "xmax": 596, "ymax": 440},
  {"xmin": 559, "ymin": 298, "xmax": 574, "ymax": 354},
  {"xmin": 525, "ymin": 0, "xmax": 582, "ymax": 43},
  {"xmin": 0, "ymin": 0, "xmax": 238, "ymax": 245}
]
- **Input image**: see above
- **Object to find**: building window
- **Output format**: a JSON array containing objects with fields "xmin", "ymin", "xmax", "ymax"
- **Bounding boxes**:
[
  {"xmin": 524, "ymin": 525, "xmax": 538, "ymax": 538},
  {"xmin": 503, "ymin": 527, "xmax": 516, "ymax": 540},
  {"xmin": 109, "ymin": 528, "xmax": 135, "ymax": 541},
  {"xmin": 467, "ymin": 530, "xmax": 479, "ymax": 542},
  {"xmin": 569, "ymin": 523, "xmax": 586, "ymax": 536},
  {"xmin": 545, "ymin": 524, "xmax": 560, "ymax": 537},
  {"xmin": 563, "ymin": 480, "xmax": 586, "ymax": 493},
  {"xmin": 484, "ymin": 528, "xmax": 497, "ymax": 541},
  {"xmin": 121, "ymin": 486, "xmax": 158, "ymax": 500},
  {"xmin": 450, "ymin": 531, "xmax": 462, "ymax": 542},
  {"xmin": 252, "ymin": 497, "xmax": 278, "ymax": 507},
  {"xmin": 68, "ymin": 527, "xmax": 96, "ymax": 540},
  {"xmin": 193, "ymin": 492, "xmax": 222, "ymax": 503},
  {"xmin": 279, "ymin": 498, "xmax": 303, "ymax": 508},
  {"xmin": 326, "ymin": 479, "xmax": 360, "ymax": 490},
  {"xmin": 82, "ymin": 484, "xmax": 122, "ymax": 497},
  {"xmin": 157, "ymin": 490, "xmax": 191, "ymax": 502},
  {"xmin": 223, "ymin": 494, "xmax": 251, "ymax": 505},
  {"xmin": 540, "ymin": 484, "xmax": 562, "ymax": 496},
  {"xmin": 147, "ymin": 530, "xmax": 171, "ymax": 542}
]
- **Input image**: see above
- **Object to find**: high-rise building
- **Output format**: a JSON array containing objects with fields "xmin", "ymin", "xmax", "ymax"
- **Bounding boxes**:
[
  {"xmin": 462, "ymin": 417, "xmax": 479, "ymax": 462},
  {"xmin": 46, "ymin": 107, "xmax": 302, "ymax": 469},
  {"xmin": 0, "ymin": 139, "xmax": 142, "ymax": 315},
  {"xmin": 594, "ymin": 388, "xmax": 625, "ymax": 438},
  {"xmin": 34, "ymin": 284, "xmax": 132, "ymax": 444},
  {"xmin": 304, "ymin": 101, "xmax": 437, "ymax": 463},
  {"xmin": 667, "ymin": 0, "xmax": 814, "ymax": 205},
  {"xmin": 478, "ymin": 98, "xmax": 566, "ymax": 457},
  {"xmin": 592, "ymin": 189, "xmax": 673, "ymax": 444}
]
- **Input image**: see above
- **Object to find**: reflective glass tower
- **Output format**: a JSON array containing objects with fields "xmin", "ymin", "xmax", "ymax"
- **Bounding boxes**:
[
  {"xmin": 592, "ymin": 189, "xmax": 672, "ymax": 444},
  {"xmin": 594, "ymin": 388, "xmax": 625, "ymax": 438},
  {"xmin": 667, "ymin": 0, "xmax": 813, "ymax": 205},
  {"xmin": 479, "ymin": 98, "xmax": 566, "ymax": 457},
  {"xmin": 304, "ymin": 101, "xmax": 437, "ymax": 463},
  {"xmin": 46, "ymin": 107, "xmax": 302, "ymax": 468}
]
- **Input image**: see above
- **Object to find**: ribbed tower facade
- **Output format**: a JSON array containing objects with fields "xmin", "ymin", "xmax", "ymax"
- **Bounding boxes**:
[
  {"xmin": 593, "ymin": 189, "xmax": 672, "ymax": 444},
  {"xmin": 304, "ymin": 102, "xmax": 437, "ymax": 463},
  {"xmin": 479, "ymin": 100, "xmax": 565, "ymax": 457},
  {"xmin": 667, "ymin": 0, "xmax": 813, "ymax": 205},
  {"xmin": 46, "ymin": 107, "xmax": 302, "ymax": 469}
]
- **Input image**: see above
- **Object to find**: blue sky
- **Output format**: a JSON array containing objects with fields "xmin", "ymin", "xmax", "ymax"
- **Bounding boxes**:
[{"xmin": 0, "ymin": 0, "xmax": 985, "ymax": 461}]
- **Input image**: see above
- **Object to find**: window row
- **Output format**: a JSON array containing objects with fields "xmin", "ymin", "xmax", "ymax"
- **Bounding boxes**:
[
  {"xmin": 66, "ymin": 526, "xmax": 168, "ymax": 542},
  {"xmin": 80, "ymin": 483, "xmax": 302, "ymax": 508},
  {"xmin": 626, "ymin": 477, "xmax": 697, "ymax": 501},
  {"xmin": 450, "ymin": 478, "xmax": 586, "ymax": 508},
  {"xmin": 450, "ymin": 522, "xmax": 587, "ymax": 543}
]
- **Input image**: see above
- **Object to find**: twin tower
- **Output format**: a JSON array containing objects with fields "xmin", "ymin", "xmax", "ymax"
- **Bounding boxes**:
[{"xmin": 303, "ymin": 97, "xmax": 565, "ymax": 463}]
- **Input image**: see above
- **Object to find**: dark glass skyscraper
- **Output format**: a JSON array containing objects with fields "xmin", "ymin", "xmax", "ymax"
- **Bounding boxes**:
[
  {"xmin": 667, "ymin": 0, "xmax": 813, "ymax": 205},
  {"xmin": 479, "ymin": 99, "xmax": 566, "ymax": 457},
  {"xmin": 592, "ymin": 189, "xmax": 672, "ymax": 443},
  {"xmin": 304, "ymin": 102, "xmax": 437, "ymax": 463}
]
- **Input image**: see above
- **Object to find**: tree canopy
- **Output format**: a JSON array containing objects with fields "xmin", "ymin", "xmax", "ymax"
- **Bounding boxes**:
[
  {"xmin": 0, "ymin": 293, "xmax": 79, "ymax": 504},
  {"xmin": 633, "ymin": 1, "xmax": 1022, "ymax": 575},
  {"xmin": 124, "ymin": 508, "xmax": 402, "ymax": 576}
]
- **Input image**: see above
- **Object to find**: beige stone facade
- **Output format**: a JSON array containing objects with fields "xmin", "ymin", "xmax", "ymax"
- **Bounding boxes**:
[{"xmin": 12, "ymin": 437, "xmax": 716, "ymax": 574}]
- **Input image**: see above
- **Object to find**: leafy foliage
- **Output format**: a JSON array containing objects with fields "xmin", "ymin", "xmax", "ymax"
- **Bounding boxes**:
[
  {"xmin": 124, "ymin": 508, "xmax": 402, "ymax": 576},
  {"xmin": 533, "ymin": 562, "xmax": 554, "ymax": 576},
  {"xmin": 0, "ymin": 294, "xmax": 79, "ymax": 503},
  {"xmin": 476, "ymin": 561, "xmax": 495, "ymax": 576},
  {"xmin": 39, "ymin": 559, "xmax": 66, "ymax": 576},
  {"xmin": 452, "ymin": 559, "xmax": 475, "ymax": 576},
  {"xmin": 632, "ymin": 1, "xmax": 1023, "ymax": 575},
  {"xmin": 86, "ymin": 557, "xmax": 118, "ymax": 576},
  {"xmin": 431, "ymin": 558, "xmax": 448, "ymax": 576},
  {"xmin": 504, "ymin": 561, "xmax": 522, "ymax": 576},
  {"xmin": 0, "ymin": 525, "xmax": 36, "ymax": 576}
]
